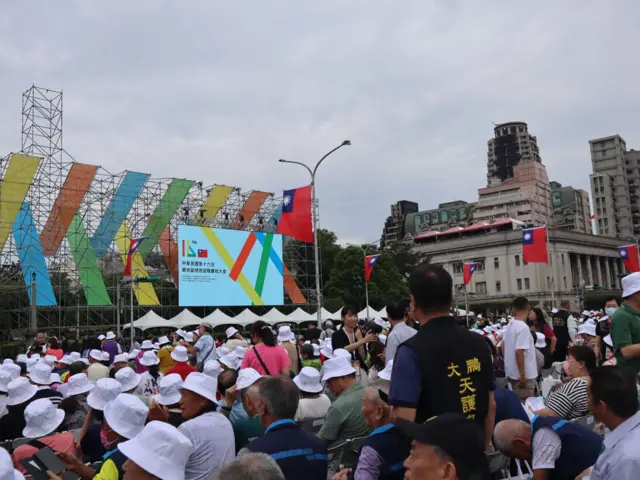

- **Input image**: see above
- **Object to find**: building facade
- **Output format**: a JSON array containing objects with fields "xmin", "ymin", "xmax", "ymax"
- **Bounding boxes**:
[
  {"xmin": 487, "ymin": 121, "xmax": 542, "ymax": 187},
  {"xmin": 550, "ymin": 181, "xmax": 591, "ymax": 233},
  {"xmin": 589, "ymin": 135, "xmax": 640, "ymax": 238},
  {"xmin": 403, "ymin": 201, "xmax": 476, "ymax": 236},
  {"xmin": 412, "ymin": 227, "xmax": 623, "ymax": 312},
  {"xmin": 381, "ymin": 200, "xmax": 419, "ymax": 247}
]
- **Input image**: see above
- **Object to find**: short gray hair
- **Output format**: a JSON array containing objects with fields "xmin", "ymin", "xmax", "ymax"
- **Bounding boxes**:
[
  {"xmin": 364, "ymin": 381, "xmax": 390, "ymax": 406},
  {"xmin": 257, "ymin": 376, "xmax": 299, "ymax": 419},
  {"xmin": 493, "ymin": 419, "xmax": 529, "ymax": 455},
  {"xmin": 213, "ymin": 453, "xmax": 284, "ymax": 479}
]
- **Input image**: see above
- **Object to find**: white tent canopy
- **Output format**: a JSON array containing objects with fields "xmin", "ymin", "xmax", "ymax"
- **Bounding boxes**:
[
  {"xmin": 261, "ymin": 308, "xmax": 291, "ymax": 325},
  {"xmin": 170, "ymin": 309, "xmax": 203, "ymax": 328},
  {"xmin": 124, "ymin": 311, "xmax": 173, "ymax": 331},
  {"xmin": 287, "ymin": 307, "xmax": 315, "ymax": 323},
  {"xmin": 228, "ymin": 309, "xmax": 261, "ymax": 326},
  {"xmin": 203, "ymin": 309, "xmax": 234, "ymax": 327},
  {"xmin": 318, "ymin": 308, "xmax": 337, "ymax": 321}
]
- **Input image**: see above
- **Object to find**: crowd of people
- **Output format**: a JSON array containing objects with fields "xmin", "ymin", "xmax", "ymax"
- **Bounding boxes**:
[{"xmin": 1, "ymin": 266, "xmax": 639, "ymax": 479}]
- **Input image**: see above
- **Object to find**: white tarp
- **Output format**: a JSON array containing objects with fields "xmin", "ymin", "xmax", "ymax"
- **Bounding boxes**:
[
  {"xmin": 203, "ymin": 309, "xmax": 234, "ymax": 327},
  {"xmin": 318, "ymin": 308, "xmax": 337, "ymax": 321},
  {"xmin": 124, "ymin": 311, "xmax": 173, "ymax": 331},
  {"xmin": 287, "ymin": 307, "xmax": 316, "ymax": 323},
  {"xmin": 228, "ymin": 309, "xmax": 261, "ymax": 326},
  {"xmin": 170, "ymin": 309, "xmax": 203, "ymax": 328},
  {"xmin": 261, "ymin": 308, "xmax": 291, "ymax": 325}
]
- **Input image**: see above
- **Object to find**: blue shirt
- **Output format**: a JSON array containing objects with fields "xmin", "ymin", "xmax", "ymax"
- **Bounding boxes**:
[
  {"xmin": 194, "ymin": 334, "xmax": 215, "ymax": 365},
  {"xmin": 591, "ymin": 411, "xmax": 640, "ymax": 480},
  {"xmin": 494, "ymin": 387, "xmax": 530, "ymax": 424}
]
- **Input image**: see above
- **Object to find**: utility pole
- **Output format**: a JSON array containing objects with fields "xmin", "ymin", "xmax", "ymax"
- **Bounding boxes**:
[{"xmin": 30, "ymin": 272, "xmax": 37, "ymax": 333}]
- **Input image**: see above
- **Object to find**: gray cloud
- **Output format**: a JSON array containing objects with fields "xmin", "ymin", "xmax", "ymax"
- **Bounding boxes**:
[{"xmin": 1, "ymin": 0, "xmax": 639, "ymax": 243}]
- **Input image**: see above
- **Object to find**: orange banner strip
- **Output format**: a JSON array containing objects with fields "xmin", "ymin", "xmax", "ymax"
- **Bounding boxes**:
[
  {"xmin": 236, "ymin": 191, "xmax": 270, "ymax": 228},
  {"xmin": 229, "ymin": 233, "xmax": 258, "ymax": 281},
  {"xmin": 159, "ymin": 227, "xmax": 179, "ymax": 284},
  {"xmin": 41, "ymin": 163, "xmax": 98, "ymax": 256},
  {"xmin": 283, "ymin": 263, "xmax": 306, "ymax": 304}
]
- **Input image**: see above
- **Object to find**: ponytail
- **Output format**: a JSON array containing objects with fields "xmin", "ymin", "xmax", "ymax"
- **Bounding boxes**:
[{"xmin": 251, "ymin": 320, "xmax": 276, "ymax": 347}]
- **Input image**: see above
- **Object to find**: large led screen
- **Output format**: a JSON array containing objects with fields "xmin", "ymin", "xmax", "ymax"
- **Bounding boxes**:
[{"xmin": 178, "ymin": 225, "xmax": 285, "ymax": 306}]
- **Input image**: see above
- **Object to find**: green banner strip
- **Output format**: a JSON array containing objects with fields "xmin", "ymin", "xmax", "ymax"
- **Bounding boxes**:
[
  {"xmin": 254, "ymin": 233, "xmax": 274, "ymax": 298},
  {"xmin": 137, "ymin": 178, "xmax": 193, "ymax": 258},
  {"xmin": 67, "ymin": 215, "xmax": 112, "ymax": 306}
]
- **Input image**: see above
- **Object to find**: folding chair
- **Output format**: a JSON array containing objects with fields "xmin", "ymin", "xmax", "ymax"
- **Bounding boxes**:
[
  {"xmin": 339, "ymin": 436, "xmax": 368, "ymax": 469},
  {"xmin": 298, "ymin": 417, "xmax": 325, "ymax": 434}
]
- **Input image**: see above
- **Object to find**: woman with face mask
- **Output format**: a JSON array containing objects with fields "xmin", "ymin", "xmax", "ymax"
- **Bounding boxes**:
[
  {"xmin": 596, "ymin": 296, "xmax": 619, "ymax": 365},
  {"xmin": 530, "ymin": 346, "xmax": 596, "ymax": 420}
]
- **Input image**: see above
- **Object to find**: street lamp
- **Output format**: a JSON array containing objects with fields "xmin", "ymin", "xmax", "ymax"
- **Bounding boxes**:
[{"xmin": 278, "ymin": 140, "xmax": 351, "ymax": 327}]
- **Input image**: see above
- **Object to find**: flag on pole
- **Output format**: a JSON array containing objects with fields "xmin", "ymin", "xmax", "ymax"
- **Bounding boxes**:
[
  {"xmin": 364, "ymin": 254, "xmax": 381, "ymax": 281},
  {"xmin": 463, "ymin": 263, "xmax": 478, "ymax": 286},
  {"xmin": 124, "ymin": 237, "xmax": 144, "ymax": 276},
  {"xmin": 522, "ymin": 226, "xmax": 548, "ymax": 263},
  {"xmin": 618, "ymin": 244, "xmax": 640, "ymax": 273},
  {"xmin": 276, "ymin": 185, "xmax": 313, "ymax": 243}
]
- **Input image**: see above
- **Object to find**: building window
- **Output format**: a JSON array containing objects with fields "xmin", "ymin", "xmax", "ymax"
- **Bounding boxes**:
[
  {"xmin": 517, "ymin": 279, "xmax": 522, "ymax": 291},
  {"xmin": 453, "ymin": 262, "xmax": 463, "ymax": 274},
  {"xmin": 473, "ymin": 259, "xmax": 486, "ymax": 272},
  {"xmin": 476, "ymin": 282, "xmax": 487, "ymax": 294},
  {"xmin": 515, "ymin": 255, "xmax": 521, "ymax": 267},
  {"xmin": 547, "ymin": 276, "xmax": 552, "ymax": 288},
  {"xmin": 564, "ymin": 277, "xmax": 567, "ymax": 289},
  {"xmin": 440, "ymin": 210, "xmax": 448, "ymax": 223},
  {"xmin": 495, "ymin": 281, "xmax": 501, "ymax": 293},
  {"xmin": 494, "ymin": 257, "xmax": 499, "ymax": 269},
  {"xmin": 524, "ymin": 278, "xmax": 530, "ymax": 290},
  {"xmin": 561, "ymin": 254, "xmax": 565, "ymax": 266}
]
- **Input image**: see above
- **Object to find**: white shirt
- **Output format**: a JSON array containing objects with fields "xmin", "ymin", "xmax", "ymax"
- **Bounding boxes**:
[
  {"xmin": 532, "ymin": 427, "xmax": 562, "ymax": 471},
  {"xmin": 87, "ymin": 362, "xmax": 109, "ymax": 382},
  {"xmin": 295, "ymin": 394, "xmax": 331, "ymax": 422},
  {"xmin": 385, "ymin": 322, "xmax": 417, "ymax": 365},
  {"xmin": 178, "ymin": 411, "xmax": 235, "ymax": 480},
  {"xmin": 137, "ymin": 371, "xmax": 163, "ymax": 398},
  {"xmin": 503, "ymin": 319, "xmax": 538, "ymax": 380},
  {"xmin": 591, "ymin": 411, "xmax": 640, "ymax": 480},
  {"xmin": 0, "ymin": 396, "xmax": 7, "ymax": 420}
]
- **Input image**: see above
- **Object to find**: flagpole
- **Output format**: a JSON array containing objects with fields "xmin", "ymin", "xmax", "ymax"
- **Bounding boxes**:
[
  {"xmin": 465, "ymin": 286, "xmax": 470, "ymax": 328},
  {"xmin": 546, "ymin": 225, "xmax": 555, "ymax": 309},
  {"xmin": 350, "ymin": 243, "xmax": 372, "ymax": 320}
]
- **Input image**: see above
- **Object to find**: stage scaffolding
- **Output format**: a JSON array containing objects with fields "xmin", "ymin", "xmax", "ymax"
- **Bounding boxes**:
[{"xmin": 0, "ymin": 86, "xmax": 317, "ymax": 339}]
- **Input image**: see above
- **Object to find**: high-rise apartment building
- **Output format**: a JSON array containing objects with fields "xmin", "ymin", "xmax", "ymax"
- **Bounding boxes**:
[
  {"xmin": 381, "ymin": 200, "xmax": 419, "ymax": 247},
  {"xmin": 550, "ymin": 181, "xmax": 591, "ymax": 233},
  {"xmin": 589, "ymin": 135, "xmax": 640, "ymax": 238},
  {"xmin": 487, "ymin": 121, "xmax": 542, "ymax": 187}
]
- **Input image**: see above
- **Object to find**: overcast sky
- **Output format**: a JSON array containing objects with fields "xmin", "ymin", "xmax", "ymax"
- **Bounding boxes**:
[{"xmin": 1, "ymin": 1, "xmax": 639, "ymax": 245}]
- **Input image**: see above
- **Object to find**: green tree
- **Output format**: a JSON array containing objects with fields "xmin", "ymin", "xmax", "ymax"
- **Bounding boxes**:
[{"xmin": 317, "ymin": 229, "xmax": 342, "ymax": 289}]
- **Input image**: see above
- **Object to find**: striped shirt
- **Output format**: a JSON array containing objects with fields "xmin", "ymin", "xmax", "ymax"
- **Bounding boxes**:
[{"xmin": 544, "ymin": 378, "xmax": 589, "ymax": 420}]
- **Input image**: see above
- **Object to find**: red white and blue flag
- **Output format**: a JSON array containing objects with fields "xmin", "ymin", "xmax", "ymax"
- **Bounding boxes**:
[
  {"xmin": 522, "ymin": 226, "xmax": 548, "ymax": 263},
  {"xmin": 276, "ymin": 185, "xmax": 313, "ymax": 243},
  {"xmin": 618, "ymin": 244, "xmax": 640, "ymax": 273},
  {"xmin": 124, "ymin": 237, "xmax": 144, "ymax": 276},
  {"xmin": 365, "ymin": 254, "xmax": 381, "ymax": 281},
  {"xmin": 463, "ymin": 263, "xmax": 478, "ymax": 286}
]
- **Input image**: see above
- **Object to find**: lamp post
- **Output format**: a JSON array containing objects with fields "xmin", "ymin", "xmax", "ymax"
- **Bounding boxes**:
[
  {"xmin": 279, "ymin": 140, "xmax": 351, "ymax": 327},
  {"xmin": 348, "ymin": 243, "xmax": 373, "ymax": 321}
]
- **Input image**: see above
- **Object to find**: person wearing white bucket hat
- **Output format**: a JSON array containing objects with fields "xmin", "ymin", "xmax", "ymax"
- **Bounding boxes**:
[
  {"xmin": 293, "ymin": 367, "xmax": 330, "ymax": 422},
  {"xmin": 0, "ymin": 369, "xmax": 10, "ymax": 420},
  {"xmin": 11, "ymin": 398, "xmax": 77, "ymax": 475},
  {"xmin": 28, "ymin": 362, "xmax": 63, "ymax": 407},
  {"xmin": 87, "ymin": 348, "xmax": 109, "ymax": 382},
  {"xmin": 60, "ymin": 373, "xmax": 95, "ymax": 431},
  {"xmin": 112, "ymin": 353, "xmax": 128, "ymax": 368},
  {"xmin": 223, "ymin": 326, "xmax": 249, "ymax": 351},
  {"xmin": 0, "ymin": 446, "xmax": 24, "ymax": 480},
  {"xmin": 56, "ymin": 393, "xmax": 149, "ymax": 480},
  {"xmin": 157, "ymin": 335, "xmax": 176, "ymax": 375},
  {"xmin": 377, "ymin": 359, "xmax": 393, "ymax": 382},
  {"xmin": 137, "ymin": 351, "xmax": 163, "ymax": 400},
  {"xmin": 318, "ymin": 356, "xmax": 371, "ymax": 447},
  {"xmin": 88, "ymin": 378, "xmax": 122, "ymax": 411},
  {"xmin": 202, "ymin": 359, "xmax": 222, "ymax": 380},
  {"xmin": 220, "ymin": 352, "xmax": 242, "ymax": 371},
  {"xmin": 299, "ymin": 344, "xmax": 322, "ymax": 371},
  {"xmin": 119, "ymin": 421, "xmax": 193, "ymax": 480},
  {"xmin": 166, "ymin": 346, "xmax": 197, "ymax": 380},
  {"xmin": 135, "ymin": 340, "xmax": 155, "ymax": 374},
  {"xmin": 1, "ymin": 362, "xmax": 21, "ymax": 381},
  {"xmin": 115, "ymin": 367, "xmax": 146, "ymax": 406},
  {"xmin": 277, "ymin": 326, "xmax": 300, "ymax": 375},
  {"xmin": 0, "ymin": 377, "xmax": 38, "ymax": 441},
  {"xmin": 152, "ymin": 373, "xmax": 185, "ymax": 428},
  {"xmin": 176, "ymin": 372, "xmax": 234, "ymax": 479}
]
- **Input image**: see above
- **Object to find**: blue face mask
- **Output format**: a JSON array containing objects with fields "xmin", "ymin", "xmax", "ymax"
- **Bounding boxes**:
[{"xmin": 605, "ymin": 307, "xmax": 617, "ymax": 316}]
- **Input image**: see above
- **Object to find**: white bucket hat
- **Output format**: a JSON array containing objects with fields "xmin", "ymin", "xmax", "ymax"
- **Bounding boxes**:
[
  {"xmin": 320, "ymin": 343, "xmax": 333, "ymax": 359},
  {"xmin": 322, "ymin": 356, "xmax": 356, "ymax": 382},
  {"xmin": 216, "ymin": 346, "xmax": 230, "ymax": 360},
  {"xmin": 578, "ymin": 323, "xmax": 597, "ymax": 337},
  {"xmin": 119, "ymin": 421, "xmax": 192, "ymax": 480},
  {"xmin": 170, "ymin": 346, "xmax": 189, "ymax": 363},
  {"xmin": 2, "ymin": 359, "xmax": 14, "ymax": 366},
  {"xmin": 2, "ymin": 362, "xmax": 20, "ymax": 380},
  {"xmin": 22, "ymin": 398, "xmax": 65, "ymax": 438},
  {"xmin": 378, "ymin": 334, "xmax": 387, "ymax": 345},
  {"xmin": 69, "ymin": 352, "xmax": 81, "ymax": 362},
  {"xmin": 25, "ymin": 358, "xmax": 38, "ymax": 375},
  {"xmin": 15, "ymin": 354, "xmax": 28, "ymax": 363},
  {"xmin": 105, "ymin": 331, "xmax": 116, "ymax": 340},
  {"xmin": 158, "ymin": 336, "xmax": 171, "ymax": 346},
  {"xmin": 139, "ymin": 351, "xmax": 160, "ymax": 367},
  {"xmin": 535, "ymin": 332, "xmax": 547, "ymax": 349},
  {"xmin": 87, "ymin": 378, "xmax": 122, "ymax": 411},
  {"xmin": 183, "ymin": 332, "xmax": 194, "ymax": 343},
  {"xmin": 293, "ymin": 367, "xmax": 323, "ymax": 393},
  {"xmin": 225, "ymin": 327, "xmax": 239, "ymax": 339},
  {"xmin": 115, "ymin": 367, "xmax": 142, "ymax": 392},
  {"xmin": 113, "ymin": 354, "xmax": 129, "ymax": 364},
  {"xmin": 100, "ymin": 352, "xmax": 109, "ymax": 362},
  {"xmin": 312, "ymin": 344, "xmax": 320, "ymax": 357},
  {"xmin": 141, "ymin": 340, "xmax": 154, "ymax": 350},
  {"xmin": 181, "ymin": 372, "xmax": 217, "ymax": 403},
  {"xmin": 154, "ymin": 373, "xmax": 183, "ymax": 406},
  {"xmin": 176, "ymin": 329, "xmax": 185, "ymax": 338},
  {"xmin": 104, "ymin": 393, "xmax": 148, "ymax": 440},
  {"xmin": 0, "ymin": 369, "xmax": 12, "ymax": 393},
  {"xmin": 6, "ymin": 377, "xmax": 37, "ymax": 406},
  {"xmin": 50, "ymin": 373, "xmax": 61, "ymax": 385},
  {"xmin": 233, "ymin": 346, "xmax": 246, "ymax": 359},
  {"xmin": 28, "ymin": 362, "xmax": 54, "ymax": 385},
  {"xmin": 0, "ymin": 446, "xmax": 24, "ymax": 479},
  {"xmin": 378, "ymin": 360, "xmax": 393, "ymax": 381},
  {"xmin": 98, "ymin": 335, "xmax": 106, "ymax": 341},
  {"xmin": 277, "ymin": 326, "xmax": 295, "ymax": 343},
  {"xmin": 67, "ymin": 373, "xmax": 95, "ymax": 397},
  {"xmin": 220, "ymin": 352, "xmax": 241, "ymax": 370},
  {"xmin": 58, "ymin": 355, "xmax": 72, "ymax": 366},
  {"xmin": 333, "ymin": 349, "xmax": 351, "ymax": 359},
  {"xmin": 236, "ymin": 368, "xmax": 262, "ymax": 390},
  {"xmin": 128, "ymin": 350, "xmax": 140, "ymax": 361},
  {"xmin": 43, "ymin": 355, "xmax": 57, "ymax": 366},
  {"xmin": 89, "ymin": 349, "xmax": 103, "ymax": 362},
  {"xmin": 622, "ymin": 272, "xmax": 640, "ymax": 297},
  {"xmin": 202, "ymin": 360, "xmax": 222, "ymax": 379}
]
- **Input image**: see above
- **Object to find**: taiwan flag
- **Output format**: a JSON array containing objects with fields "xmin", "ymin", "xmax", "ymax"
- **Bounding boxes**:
[
  {"xmin": 618, "ymin": 244, "xmax": 640, "ymax": 273},
  {"xmin": 197, "ymin": 249, "xmax": 208, "ymax": 258},
  {"xmin": 365, "ymin": 254, "xmax": 381, "ymax": 281},
  {"xmin": 124, "ymin": 237, "xmax": 144, "ymax": 276},
  {"xmin": 276, "ymin": 185, "xmax": 313, "ymax": 243},
  {"xmin": 522, "ymin": 227, "xmax": 548, "ymax": 263},
  {"xmin": 463, "ymin": 263, "xmax": 477, "ymax": 286}
]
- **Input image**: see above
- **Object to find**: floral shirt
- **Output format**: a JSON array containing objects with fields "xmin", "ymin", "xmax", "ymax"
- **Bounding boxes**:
[
  {"xmin": 62, "ymin": 394, "xmax": 90, "ymax": 431},
  {"xmin": 137, "ymin": 371, "xmax": 163, "ymax": 399}
]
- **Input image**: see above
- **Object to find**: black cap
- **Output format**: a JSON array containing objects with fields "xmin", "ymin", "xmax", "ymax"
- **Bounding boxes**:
[{"xmin": 395, "ymin": 413, "xmax": 487, "ymax": 476}]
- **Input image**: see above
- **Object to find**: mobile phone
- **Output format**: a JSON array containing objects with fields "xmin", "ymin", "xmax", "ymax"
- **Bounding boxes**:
[
  {"xmin": 19, "ymin": 457, "xmax": 48, "ymax": 480},
  {"xmin": 35, "ymin": 446, "xmax": 66, "ymax": 475}
]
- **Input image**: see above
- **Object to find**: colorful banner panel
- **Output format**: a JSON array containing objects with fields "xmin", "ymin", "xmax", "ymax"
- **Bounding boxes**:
[
  {"xmin": 67, "ymin": 215, "xmax": 112, "ymax": 306},
  {"xmin": 197, "ymin": 185, "xmax": 233, "ymax": 225},
  {"xmin": 41, "ymin": 163, "xmax": 98, "ymax": 256},
  {"xmin": 0, "ymin": 153, "xmax": 41, "ymax": 252},
  {"xmin": 178, "ymin": 226, "xmax": 284, "ymax": 307},
  {"xmin": 13, "ymin": 202, "xmax": 57, "ymax": 306},
  {"xmin": 159, "ymin": 226, "xmax": 179, "ymax": 284},
  {"xmin": 137, "ymin": 178, "xmax": 193, "ymax": 259},
  {"xmin": 92, "ymin": 171, "xmax": 149, "ymax": 259},
  {"xmin": 236, "ymin": 191, "xmax": 270, "ymax": 228},
  {"xmin": 115, "ymin": 222, "xmax": 160, "ymax": 306}
]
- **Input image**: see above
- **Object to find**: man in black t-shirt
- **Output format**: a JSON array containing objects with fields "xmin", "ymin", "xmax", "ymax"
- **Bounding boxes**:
[{"xmin": 303, "ymin": 323, "xmax": 321, "ymax": 342}]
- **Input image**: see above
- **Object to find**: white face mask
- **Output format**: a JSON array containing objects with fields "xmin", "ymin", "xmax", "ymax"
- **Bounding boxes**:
[{"xmin": 605, "ymin": 307, "xmax": 617, "ymax": 316}]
